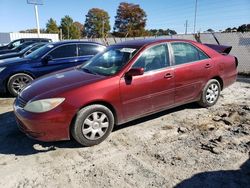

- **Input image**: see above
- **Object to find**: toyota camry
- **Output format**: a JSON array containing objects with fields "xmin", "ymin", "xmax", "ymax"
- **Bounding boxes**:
[{"xmin": 14, "ymin": 39, "xmax": 238, "ymax": 146}]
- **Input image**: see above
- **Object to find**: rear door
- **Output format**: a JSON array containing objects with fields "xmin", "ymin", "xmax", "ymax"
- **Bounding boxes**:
[{"xmin": 170, "ymin": 42, "xmax": 213, "ymax": 104}]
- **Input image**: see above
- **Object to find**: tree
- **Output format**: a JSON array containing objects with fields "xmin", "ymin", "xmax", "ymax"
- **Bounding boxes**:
[
  {"xmin": 113, "ymin": 2, "xmax": 147, "ymax": 37},
  {"xmin": 206, "ymin": 28, "xmax": 214, "ymax": 33},
  {"xmin": 146, "ymin": 29, "xmax": 177, "ymax": 36},
  {"xmin": 46, "ymin": 18, "xmax": 59, "ymax": 34},
  {"xmin": 237, "ymin": 24, "xmax": 250, "ymax": 32},
  {"xmin": 224, "ymin": 27, "xmax": 232, "ymax": 32},
  {"xmin": 19, "ymin": 28, "xmax": 46, "ymax": 33},
  {"xmin": 60, "ymin": 15, "xmax": 80, "ymax": 39},
  {"xmin": 74, "ymin": 21, "xmax": 84, "ymax": 38},
  {"xmin": 167, "ymin": 29, "xmax": 177, "ymax": 35},
  {"xmin": 84, "ymin": 8, "xmax": 110, "ymax": 38}
]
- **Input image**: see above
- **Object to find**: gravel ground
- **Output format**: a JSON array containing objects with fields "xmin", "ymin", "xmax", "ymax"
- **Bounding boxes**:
[{"xmin": 0, "ymin": 78, "xmax": 249, "ymax": 188}]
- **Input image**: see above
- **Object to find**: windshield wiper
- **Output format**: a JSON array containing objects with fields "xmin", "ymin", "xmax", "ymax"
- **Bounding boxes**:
[{"xmin": 81, "ymin": 68, "xmax": 98, "ymax": 75}]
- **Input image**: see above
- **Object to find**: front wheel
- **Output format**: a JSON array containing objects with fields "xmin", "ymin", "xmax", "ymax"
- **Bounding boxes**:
[
  {"xmin": 7, "ymin": 73, "xmax": 33, "ymax": 97},
  {"xmin": 198, "ymin": 79, "xmax": 221, "ymax": 107},
  {"xmin": 71, "ymin": 104, "xmax": 114, "ymax": 147}
]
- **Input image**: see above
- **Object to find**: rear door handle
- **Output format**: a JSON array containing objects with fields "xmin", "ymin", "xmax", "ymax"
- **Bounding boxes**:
[
  {"xmin": 205, "ymin": 63, "xmax": 211, "ymax": 68},
  {"xmin": 164, "ymin": 73, "xmax": 173, "ymax": 79}
]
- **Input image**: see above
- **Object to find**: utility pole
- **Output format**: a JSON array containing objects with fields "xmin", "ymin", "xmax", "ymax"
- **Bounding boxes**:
[
  {"xmin": 27, "ymin": 0, "xmax": 43, "ymax": 37},
  {"xmin": 184, "ymin": 20, "xmax": 188, "ymax": 34},
  {"xmin": 60, "ymin": 28, "xmax": 62, "ymax": 40},
  {"xmin": 193, "ymin": 0, "xmax": 198, "ymax": 33},
  {"xmin": 34, "ymin": 5, "xmax": 40, "ymax": 37},
  {"xmin": 102, "ymin": 20, "xmax": 105, "ymax": 39}
]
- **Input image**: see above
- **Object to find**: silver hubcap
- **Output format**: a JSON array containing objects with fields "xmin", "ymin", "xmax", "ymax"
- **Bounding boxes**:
[
  {"xmin": 82, "ymin": 112, "xmax": 109, "ymax": 140},
  {"xmin": 206, "ymin": 83, "xmax": 219, "ymax": 104},
  {"xmin": 12, "ymin": 76, "xmax": 32, "ymax": 94}
]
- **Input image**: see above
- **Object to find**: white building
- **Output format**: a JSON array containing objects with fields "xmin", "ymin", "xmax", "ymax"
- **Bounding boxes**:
[{"xmin": 0, "ymin": 32, "xmax": 59, "ymax": 45}]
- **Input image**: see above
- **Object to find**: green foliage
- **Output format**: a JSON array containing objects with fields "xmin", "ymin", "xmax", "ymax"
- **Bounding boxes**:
[
  {"xmin": 113, "ymin": 2, "xmax": 147, "ymax": 37},
  {"xmin": 237, "ymin": 24, "xmax": 250, "ymax": 32},
  {"xmin": 46, "ymin": 18, "xmax": 59, "ymax": 34},
  {"xmin": 19, "ymin": 28, "xmax": 46, "ymax": 33},
  {"xmin": 74, "ymin": 21, "xmax": 85, "ymax": 38},
  {"xmin": 146, "ymin": 29, "xmax": 177, "ymax": 36},
  {"xmin": 206, "ymin": 28, "xmax": 214, "ymax": 33},
  {"xmin": 60, "ymin": 15, "xmax": 80, "ymax": 39},
  {"xmin": 224, "ymin": 24, "xmax": 250, "ymax": 33},
  {"xmin": 84, "ymin": 8, "xmax": 110, "ymax": 38}
]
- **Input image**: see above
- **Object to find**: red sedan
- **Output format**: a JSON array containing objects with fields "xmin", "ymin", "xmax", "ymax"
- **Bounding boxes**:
[{"xmin": 14, "ymin": 39, "xmax": 238, "ymax": 146}]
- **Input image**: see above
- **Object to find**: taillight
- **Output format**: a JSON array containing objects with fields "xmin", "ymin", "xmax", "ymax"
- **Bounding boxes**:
[{"xmin": 234, "ymin": 57, "xmax": 238, "ymax": 68}]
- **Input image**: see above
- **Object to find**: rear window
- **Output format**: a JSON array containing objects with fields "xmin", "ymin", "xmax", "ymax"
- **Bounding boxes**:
[{"xmin": 78, "ymin": 44, "xmax": 105, "ymax": 56}]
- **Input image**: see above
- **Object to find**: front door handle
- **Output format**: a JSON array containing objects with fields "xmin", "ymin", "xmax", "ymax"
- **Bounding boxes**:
[
  {"xmin": 205, "ymin": 63, "xmax": 211, "ymax": 68},
  {"xmin": 164, "ymin": 73, "xmax": 173, "ymax": 79}
]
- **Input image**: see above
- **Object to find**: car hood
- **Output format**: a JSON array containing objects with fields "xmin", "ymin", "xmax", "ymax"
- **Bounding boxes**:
[
  {"xmin": 0, "ymin": 45, "xmax": 8, "ymax": 50},
  {"xmin": 0, "ymin": 57, "xmax": 29, "ymax": 67},
  {"xmin": 0, "ymin": 52, "xmax": 19, "ymax": 60},
  {"xmin": 20, "ymin": 68, "xmax": 106, "ymax": 101}
]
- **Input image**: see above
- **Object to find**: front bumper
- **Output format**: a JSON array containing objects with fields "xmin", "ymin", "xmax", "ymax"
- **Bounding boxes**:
[{"xmin": 13, "ymin": 99, "xmax": 74, "ymax": 142}]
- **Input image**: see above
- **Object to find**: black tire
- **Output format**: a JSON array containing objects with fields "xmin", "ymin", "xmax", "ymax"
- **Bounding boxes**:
[
  {"xmin": 7, "ymin": 73, "xmax": 33, "ymax": 97},
  {"xmin": 71, "ymin": 104, "xmax": 114, "ymax": 147},
  {"xmin": 198, "ymin": 79, "xmax": 221, "ymax": 107}
]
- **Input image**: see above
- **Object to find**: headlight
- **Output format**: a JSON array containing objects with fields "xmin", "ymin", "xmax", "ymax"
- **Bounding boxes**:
[
  {"xmin": 24, "ymin": 98, "xmax": 65, "ymax": 113},
  {"xmin": 0, "ymin": 67, "xmax": 6, "ymax": 73}
]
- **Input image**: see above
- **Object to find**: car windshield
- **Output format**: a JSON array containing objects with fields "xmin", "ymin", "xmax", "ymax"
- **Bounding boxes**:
[
  {"xmin": 19, "ymin": 44, "xmax": 35, "ymax": 54},
  {"xmin": 25, "ymin": 44, "xmax": 54, "ymax": 59},
  {"xmin": 80, "ymin": 46, "xmax": 138, "ymax": 76}
]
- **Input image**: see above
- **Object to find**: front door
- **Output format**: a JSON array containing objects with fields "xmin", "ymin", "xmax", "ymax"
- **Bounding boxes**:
[
  {"xmin": 120, "ymin": 43, "xmax": 175, "ymax": 121},
  {"xmin": 120, "ymin": 73, "xmax": 152, "ymax": 122},
  {"xmin": 32, "ymin": 44, "xmax": 78, "ymax": 77}
]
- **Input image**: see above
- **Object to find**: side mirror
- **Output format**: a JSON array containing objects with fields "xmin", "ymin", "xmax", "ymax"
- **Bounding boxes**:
[
  {"xmin": 8, "ymin": 44, "xmax": 13, "ymax": 49},
  {"xmin": 42, "ymin": 55, "xmax": 53, "ymax": 64},
  {"xmin": 125, "ymin": 68, "xmax": 144, "ymax": 77},
  {"xmin": 25, "ymin": 50, "xmax": 32, "ymax": 55}
]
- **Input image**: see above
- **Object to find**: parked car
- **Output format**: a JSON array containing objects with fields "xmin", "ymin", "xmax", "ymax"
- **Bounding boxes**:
[
  {"xmin": 0, "ymin": 42, "xmax": 48, "ymax": 60},
  {"xmin": 0, "ymin": 41, "xmax": 41, "ymax": 55},
  {"xmin": 0, "ymin": 38, "xmax": 52, "ymax": 51},
  {"xmin": 0, "ymin": 41, "xmax": 106, "ymax": 96},
  {"xmin": 14, "ymin": 39, "xmax": 238, "ymax": 146}
]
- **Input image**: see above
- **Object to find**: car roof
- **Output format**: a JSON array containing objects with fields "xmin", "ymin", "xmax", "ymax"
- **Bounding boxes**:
[
  {"xmin": 50, "ymin": 40, "xmax": 105, "ymax": 47},
  {"xmin": 111, "ymin": 38, "xmax": 195, "ymax": 48},
  {"xmin": 13, "ymin": 38, "xmax": 51, "ymax": 41}
]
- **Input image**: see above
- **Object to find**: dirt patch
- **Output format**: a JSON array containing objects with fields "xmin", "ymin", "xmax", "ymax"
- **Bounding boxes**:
[{"xmin": 0, "ymin": 80, "xmax": 249, "ymax": 188}]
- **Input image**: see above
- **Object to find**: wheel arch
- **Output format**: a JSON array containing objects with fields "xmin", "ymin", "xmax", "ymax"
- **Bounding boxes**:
[
  {"xmin": 6, "ymin": 71, "xmax": 35, "ymax": 85},
  {"xmin": 211, "ymin": 76, "xmax": 224, "ymax": 90},
  {"xmin": 5, "ymin": 71, "xmax": 35, "ymax": 93},
  {"xmin": 68, "ymin": 100, "xmax": 118, "ymax": 139}
]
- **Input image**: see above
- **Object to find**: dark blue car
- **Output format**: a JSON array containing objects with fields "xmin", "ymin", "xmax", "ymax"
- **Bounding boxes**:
[{"xmin": 0, "ymin": 41, "xmax": 106, "ymax": 96}]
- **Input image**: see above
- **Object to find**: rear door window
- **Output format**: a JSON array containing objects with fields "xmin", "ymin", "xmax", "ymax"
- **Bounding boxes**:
[
  {"xmin": 78, "ymin": 44, "xmax": 105, "ymax": 56},
  {"xmin": 171, "ymin": 42, "xmax": 208, "ymax": 65}
]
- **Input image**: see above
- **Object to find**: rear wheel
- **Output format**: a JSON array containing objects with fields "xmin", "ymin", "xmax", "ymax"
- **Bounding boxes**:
[
  {"xmin": 198, "ymin": 79, "xmax": 221, "ymax": 107},
  {"xmin": 7, "ymin": 73, "xmax": 33, "ymax": 97},
  {"xmin": 71, "ymin": 104, "xmax": 114, "ymax": 146}
]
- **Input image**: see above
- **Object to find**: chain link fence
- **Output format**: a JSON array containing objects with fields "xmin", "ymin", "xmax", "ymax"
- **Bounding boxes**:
[{"xmin": 82, "ymin": 32, "xmax": 250, "ymax": 74}]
